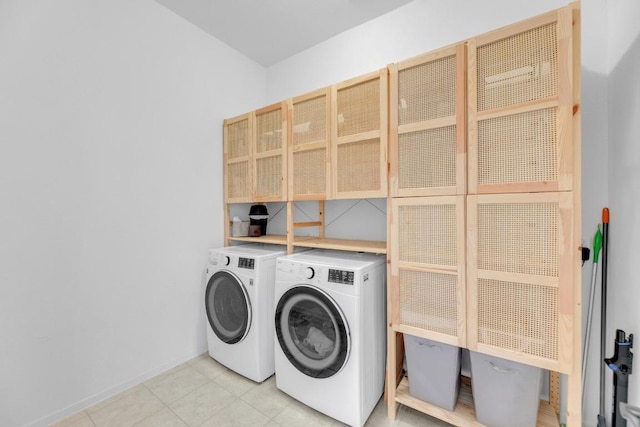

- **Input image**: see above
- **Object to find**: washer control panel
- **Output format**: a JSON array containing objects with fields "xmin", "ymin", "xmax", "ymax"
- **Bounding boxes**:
[{"xmin": 328, "ymin": 269, "xmax": 354, "ymax": 285}]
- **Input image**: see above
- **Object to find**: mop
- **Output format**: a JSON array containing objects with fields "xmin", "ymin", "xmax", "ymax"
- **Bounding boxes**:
[
  {"xmin": 598, "ymin": 208, "xmax": 610, "ymax": 427},
  {"xmin": 582, "ymin": 224, "xmax": 603, "ymax": 408}
]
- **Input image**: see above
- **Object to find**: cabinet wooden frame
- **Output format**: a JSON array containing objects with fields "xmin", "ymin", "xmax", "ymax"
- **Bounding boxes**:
[
  {"xmin": 466, "ymin": 192, "xmax": 574, "ymax": 374},
  {"xmin": 467, "ymin": 8, "xmax": 575, "ymax": 195},
  {"xmin": 389, "ymin": 43, "xmax": 467, "ymax": 198},
  {"xmin": 253, "ymin": 102, "xmax": 288, "ymax": 202},
  {"xmin": 287, "ymin": 87, "xmax": 332, "ymax": 201},
  {"xmin": 224, "ymin": 112, "xmax": 253, "ymax": 204},
  {"xmin": 331, "ymin": 68, "xmax": 388, "ymax": 199}
]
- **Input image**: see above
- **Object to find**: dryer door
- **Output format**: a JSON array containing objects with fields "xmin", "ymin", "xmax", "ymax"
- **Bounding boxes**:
[
  {"xmin": 205, "ymin": 270, "xmax": 252, "ymax": 344},
  {"xmin": 275, "ymin": 285, "xmax": 350, "ymax": 378}
]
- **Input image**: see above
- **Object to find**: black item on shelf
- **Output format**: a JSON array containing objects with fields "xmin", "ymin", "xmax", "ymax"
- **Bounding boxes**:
[{"xmin": 249, "ymin": 205, "xmax": 269, "ymax": 236}]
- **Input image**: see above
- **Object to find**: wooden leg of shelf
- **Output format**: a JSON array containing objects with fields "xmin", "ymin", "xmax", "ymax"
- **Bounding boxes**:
[
  {"xmin": 386, "ymin": 330, "xmax": 404, "ymax": 420},
  {"xmin": 286, "ymin": 201, "xmax": 294, "ymax": 254}
]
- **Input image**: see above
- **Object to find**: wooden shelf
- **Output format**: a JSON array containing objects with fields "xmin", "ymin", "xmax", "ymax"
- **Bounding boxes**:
[
  {"xmin": 228, "ymin": 234, "xmax": 387, "ymax": 254},
  {"xmin": 228, "ymin": 234, "xmax": 288, "ymax": 245},
  {"xmin": 394, "ymin": 376, "xmax": 559, "ymax": 427},
  {"xmin": 293, "ymin": 236, "xmax": 386, "ymax": 254}
]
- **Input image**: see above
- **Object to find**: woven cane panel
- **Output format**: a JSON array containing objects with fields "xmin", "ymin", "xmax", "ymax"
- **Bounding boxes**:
[
  {"xmin": 478, "ymin": 108, "xmax": 557, "ymax": 185},
  {"xmin": 226, "ymin": 119, "xmax": 250, "ymax": 159},
  {"xmin": 399, "ymin": 270, "xmax": 458, "ymax": 337},
  {"xmin": 398, "ymin": 126, "xmax": 456, "ymax": 190},
  {"xmin": 478, "ymin": 278, "xmax": 558, "ymax": 360},
  {"xmin": 292, "ymin": 149, "xmax": 326, "ymax": 195},
  {"xmin": 336, "ymin": 139, "xmax": 380, "ymax": 193},
  {"xmin": 255, "ymin": 155, "xmax": 282, "ymax": 198},
  {"xmin": 256, "ymin": 109, "xmax": 283, "ymax": 154},
  {"xmin": 478, "ymin": 202, "xmax": 558, "ymax": 277},
  {"xmin": 337, "ymin": 79, "xmax": 380, "ymax": 137},
  {"xmin": 227, "ymin": 161, "xmax": 250, "ymax": 200},
  {"xmin": 398, "ymin": 204, "xmax": 457, "ymax": 267},
  {"xmin": 398, "ymin": 55, "xmax": 456, "ymax": 125},
  {"xmin": 478, "ymin": 23, "xmax": 557, "ymax": 112},
  {"xmin": 293, "ymin": 96, "xmax": 327, "ymax": 146}
]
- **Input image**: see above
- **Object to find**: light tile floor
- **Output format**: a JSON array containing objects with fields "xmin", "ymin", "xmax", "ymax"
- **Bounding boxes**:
[{"xmin": 52, "ymin": 353, "xmax": 453, "ymax": 427}]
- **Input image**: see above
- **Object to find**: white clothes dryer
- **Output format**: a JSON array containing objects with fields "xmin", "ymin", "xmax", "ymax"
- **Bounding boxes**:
[
  {"xmin": 205, "ymin": 244, "xmax": 286, "ymax": 382},
  {"xmin": 273, "ymin": 249, "xmax": 386, "ymax": 427}
]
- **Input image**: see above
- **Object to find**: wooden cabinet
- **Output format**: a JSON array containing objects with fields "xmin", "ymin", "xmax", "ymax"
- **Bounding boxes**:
[
  {"xmin": 389, "ymin": 44, "xmax": 466, "ymax": 197},
  {"xmin": 388, "ymin": 196, "xmax": 466, "ymax": 347},
  {"xmin": 332, "ymin": 69, "xmax": 388, "ymax": 199},
  {"xmin": 254, "ymin": 102, "xmax": 287, "ymax": 202},
  {"xmin": 468, "ymin": 8, "xmax": 575, "ymax": 194},
  {"xmin": 464, "ymin": 5, "xmax": 578, "ymax": 372},
  {"xmin": 466, "ymin": 192, "xmax": 575, "ymax": 373},
  {"xmin": 224, "ymin": 113, "xmax": 253, "ymax": 203},
  {"xmin": 288, "ymin": 87, "xmax": 331, "ymax": 201}
]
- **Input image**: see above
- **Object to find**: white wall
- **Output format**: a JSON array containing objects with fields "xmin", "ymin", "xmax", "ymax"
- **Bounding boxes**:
[
  {"xmin": 266, "ymin": 0, "xmax": 570, "ymax": 103},
  {"xmin": 0, "ymin": 1, "xmax": 266, "ymax": 426},
  {"xmin": 606, "ymin": 0, "xmax": 640, "ymax": 421}
]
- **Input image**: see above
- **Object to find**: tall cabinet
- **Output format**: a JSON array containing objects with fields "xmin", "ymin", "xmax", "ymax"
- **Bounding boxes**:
[{"xmin": 386, "ymin": 3, "xmax": 581, "ymax": 426}]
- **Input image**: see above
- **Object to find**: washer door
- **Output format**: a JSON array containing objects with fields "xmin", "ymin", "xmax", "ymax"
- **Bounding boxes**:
[
  {"xmin": 275, "ymin": 285, "xmax": 350, "ymax": 378},
  {"xmin": 205, "ymin": 270, "xmax": 251, "ymax": 344}
]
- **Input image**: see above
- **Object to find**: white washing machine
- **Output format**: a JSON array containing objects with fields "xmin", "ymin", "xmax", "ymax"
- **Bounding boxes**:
[
  {"xmin": 205, "ymin": 244, "xmax": 286, "ymax": 382},
  {"xmin": 273, "ymin": 249, "xmax": 387, "ymax": 427}
]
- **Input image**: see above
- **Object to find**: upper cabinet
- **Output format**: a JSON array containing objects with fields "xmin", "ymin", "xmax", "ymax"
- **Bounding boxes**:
[
  {"xmin": 389, "ymin": 44, "xmax": 467, "ymax": 197},
  {"xmin": 288, "ymin": 87, "xmax": 332, "ymax": 201},
  {"xmin": 332, "ymin": 69, "xmax": 388, "ymax": 199},
  {"xmin": 468, "ymin": 8, "xmax": 575, "ymax": 194},
  {"xmin": 224, "ymin": 113, "xmax": 253, "ymax": 203},
  {"xmin": 254, "ymin": 102, "xmax": 287, "ymax": 202}
]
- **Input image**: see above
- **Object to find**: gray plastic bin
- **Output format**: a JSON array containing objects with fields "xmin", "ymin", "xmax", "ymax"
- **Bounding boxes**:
[
  {"xmin": 469, "ymin": 351, "xmax": 543, "ymax": 427},
  {"xmin": 403, "ymin": 334, "xmax": 461, "ymax": 411}
]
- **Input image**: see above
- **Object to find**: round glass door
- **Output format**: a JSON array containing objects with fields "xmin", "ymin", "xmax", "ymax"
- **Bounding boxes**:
[
  {"xmin": 205, "ymin": 270, "xmax": 251, "ymax": 344},
  {"xmin": 275, "ymin": 285, "xmax": 349, "ymax": 378}
]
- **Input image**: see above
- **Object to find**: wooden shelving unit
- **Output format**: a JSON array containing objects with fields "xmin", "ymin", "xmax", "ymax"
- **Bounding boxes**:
[
  {"xmin": 386, "ymin": 3, "xmax": 581, "ymax": 427},
  {"xmin": 222, "ymin": 4, "xmax": 581, "ymax": 426}
]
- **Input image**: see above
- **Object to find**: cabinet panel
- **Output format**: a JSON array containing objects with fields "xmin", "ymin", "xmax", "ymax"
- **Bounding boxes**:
[
  {"xmin": 224, "ymin": 113, "xmax": 253, "ymax": 203},
  {"xmin": 390, "ymin": 196, "xmax": 466, "ymax": 347},
  {"xmin": 467, "ymin": 192, "xmax": 573, "ymax": 373},
  {"xmin": 254, "ymin": 102, "xmax": 287, "ymax": 201},
  {"xmin": 389, "ymin": 45, "xmax": 466, "ymax": 197},
  {"xmin": 468, "ymin": 9, "xmax": 574, "ymax": 194},
  {"xmin": 289, "ymin": 88, "xmax": 331, "ymax": 200},
  {"xmin": 332, "ymin": 69, "xmax": 388, "ymax": 199}
]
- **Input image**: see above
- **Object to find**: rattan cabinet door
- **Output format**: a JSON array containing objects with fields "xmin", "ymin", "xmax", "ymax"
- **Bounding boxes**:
[
  {"xmin": 331, "ymin": 69, "xmax": 388, "ymax": 199},
  {"xmin": 224, "ymin": 113, "xmax": 253, "ymax": 203},
  {"xmin": 288, "ymin": 88, "xmax": 331, "ymax": 200},
  {"xmin": 254, "ymin": 102, "xmax": 287, "ymax": 202},
  {"xmin": 389, "ymin": 44, "xmax": 466, "ymax": 197},
  {"xmin": 467, "ymin": 192, "xmax": 574, "ymax": 373},
  {"xmin": 389, "ymin": 196, "xmax": 466, "ymax": 347},
  {"xmin": 468, "ymin": 9, "xmax": 574, "ymax": 194}
]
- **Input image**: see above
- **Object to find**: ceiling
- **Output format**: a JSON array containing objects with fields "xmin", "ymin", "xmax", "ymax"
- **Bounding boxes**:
[{"xmin": 155, "ymin": 0, "xmax": 414, "ymax": 67}]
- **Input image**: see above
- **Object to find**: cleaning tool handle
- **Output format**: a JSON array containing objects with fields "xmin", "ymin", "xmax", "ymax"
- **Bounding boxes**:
[
  {"xmin": 603, "ymin": 207, "xmax": 610, "ymax": 224},
  {"xmin": 593, "ymin": 225, "xmax": 603, "ymax": 264}
]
